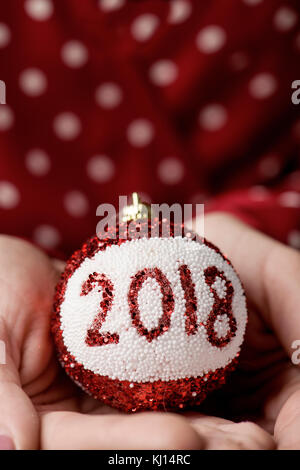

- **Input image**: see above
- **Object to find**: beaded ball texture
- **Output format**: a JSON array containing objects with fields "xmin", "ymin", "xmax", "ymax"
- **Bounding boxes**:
[{"xmin": 52, "ymin": 219, "xmax": 247, "ymax": 412}]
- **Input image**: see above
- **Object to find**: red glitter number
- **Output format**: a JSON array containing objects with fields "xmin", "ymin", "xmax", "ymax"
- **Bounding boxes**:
[
  {"xmin": 128, "ymin": 268, "xmax": 175, "ymax": 342},
  {"xmin": 204, "ymin": 266, "xmax": 237, "ymax": 348},
  {"xmin": 179, "ymin": 265, "xmax": 198, "ymax": 335},
  {"xmin": 81, "ymin": 272, "xmax": 119, "ymax": 347},
  {"xmin": 82, "ymin": 265, "xmax": 236, "ymax": 348}
]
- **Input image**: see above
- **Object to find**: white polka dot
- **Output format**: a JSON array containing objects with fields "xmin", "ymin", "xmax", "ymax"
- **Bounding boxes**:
[
  {"xmin": 95, "ymin": 82, "xmax": 123, "ymax": 109},
  {"xmin": 127, "ymin": 119, "xmax": 155, "ymax": 147},
  {"xmin": 19, "ymin": 68, "xmax": 47, "ymax": 97},
  {"xmin": 258, "ymin": 155, "xmax": 280, "ymax": 178},
  {"xmin": 24, "ymin": 0, "xmax": 53, "ymax": 21},
  {"xmin": 61, "ymin": 40, "xmax": 89, "ymax": 68},
  {"xmin": 25, "ymin": 149, "xmax": 51, "ymax": 176},
  {"xmin": 288, "ymin": 230, "xmax": 300, "ymax": 249},
  {"xmin": 229, "ymin": 52, "xmax": 249, "ymax": 71},
  {"xmin": 33, "ymin": 225, "xmax": 60, "ymax": 249},
  {"xmin": 0, "ymin": 23, "xmax": 11, "ymax": 48},
  {"xmin": 196, "ymin": 25, "xmax": 227, "ymax": 54},
  {"xmin": 0, "ymin": 106, "xmax": 14, "ymax": 131},
  {"xmin": 149, "ymin": 60, "xmax": 178, "ymax": 87},
  {"xmin": 53, "ymin": 112, "xmax": 81, "ymax": 141},
  {"xmin": 64, "ymin": 190, "xmax": 89, "ymax": 217},
  {"xmin": 243, "ymin": 0, "xmax": 263, "ymax": 5},
  {"xmin": 168, "ymin": 0, "xmax": 192, "ymax": 24},
  {"xmin": 199, "ymin": 104, "xmax": 228, "ymax": 131},
  {"xmin": 249, "ymin": 73, "xmax": 277, "ymax": 99},
  {"xmin": 131, "ymin": 14, "xmax": 159, "ymax": 42},
  {"xmin": 158, "ymin": 158, "xmax": 184, "ymax": 185},
  {"xmin": 0, "ymin": 181, "xmax": 20, "ymax": 209},
  {"xmin": 98, "ymin": 0, "xmax": 125, "ymax": 11},
  {"xmin": 279, "ymin": 191, "xmax": 300, "ymax": 208},
  {"xmin": 87, "ymin": 155, "xmax": 115, "ymax": 183},
  {"xmin": 273, "ymin": 7, "xmax": 298, "ymax": 32},
  {"xmin": 249, "ymin": 185, "xmax": 270, "ymax": 201}
]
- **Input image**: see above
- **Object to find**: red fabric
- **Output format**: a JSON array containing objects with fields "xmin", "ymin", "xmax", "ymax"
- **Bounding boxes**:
[{"xmin": 0, "ymin": 0, "xmax": 299, "ymax": 257}]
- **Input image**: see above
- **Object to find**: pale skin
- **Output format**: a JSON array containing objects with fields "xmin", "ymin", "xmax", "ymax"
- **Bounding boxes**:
[{"xmin": 0, "ymin": 213, "xmax": 299, "ymax": 449}]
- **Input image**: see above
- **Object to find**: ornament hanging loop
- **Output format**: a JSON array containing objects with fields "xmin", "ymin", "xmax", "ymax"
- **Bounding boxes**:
[{"xmin": 121, "ymin": 192, "xmax": 152, "ymax": 222}]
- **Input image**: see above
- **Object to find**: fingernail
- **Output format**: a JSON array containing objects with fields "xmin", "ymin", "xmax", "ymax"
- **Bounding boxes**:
[{"xmin": 0, "ymin": 435, "xmax": 14, "ymax": 450}]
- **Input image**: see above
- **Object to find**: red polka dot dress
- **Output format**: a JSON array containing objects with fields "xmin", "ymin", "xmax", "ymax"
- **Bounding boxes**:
[{"xmin": 0, "ymin": 0, "xmax": 299, "ymax": 256}]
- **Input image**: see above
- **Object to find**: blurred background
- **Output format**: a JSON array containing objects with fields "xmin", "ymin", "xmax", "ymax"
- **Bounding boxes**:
[{"xmin": 0, "ymin": 0, "xmax": 299, "ymax": 256}]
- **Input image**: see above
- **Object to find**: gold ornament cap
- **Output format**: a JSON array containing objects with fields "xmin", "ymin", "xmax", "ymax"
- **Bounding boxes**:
[{"xmin": 121, "ymin": 193, "xmax": 152, "ymax": 222}]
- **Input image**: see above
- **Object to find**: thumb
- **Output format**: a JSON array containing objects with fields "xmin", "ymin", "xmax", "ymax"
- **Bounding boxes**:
[{"xmin": 0, "ymin": 318, "xmax": 39, "ymax": 450}]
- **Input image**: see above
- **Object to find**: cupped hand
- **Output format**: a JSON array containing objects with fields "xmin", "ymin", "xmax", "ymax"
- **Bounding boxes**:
[
  {"xmin": 0, "ymin": 236, "xmax": 203, "ymax": 450},
  {"xmin": 194, "ymin": 213, "xmax": 300, "ymax": 450},
  {"xmin": 2, "ymin": 211, "xmax": 298, "ymax": 450}
]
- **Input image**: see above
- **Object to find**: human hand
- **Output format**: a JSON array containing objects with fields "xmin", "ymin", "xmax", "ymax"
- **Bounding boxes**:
[
  {"xmin": 191, "ymin": 212, "xmax": 300, "ymax": 450},
  {"xmin": 2, "ymin": 235, "xmax": 269, "ymax": 450},
  {"xmin": 0, "ymin": 236, "xmax": 205, "ymax": 450},
  {"xmin": 0, "ymin": 217, "xmax": 291, "ymax": 450}
]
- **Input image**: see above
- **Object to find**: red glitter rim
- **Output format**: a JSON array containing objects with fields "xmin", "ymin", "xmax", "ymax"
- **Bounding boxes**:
[{"xmin": 51, "ymin": 219, "xmax": 245, "ymax": 412}]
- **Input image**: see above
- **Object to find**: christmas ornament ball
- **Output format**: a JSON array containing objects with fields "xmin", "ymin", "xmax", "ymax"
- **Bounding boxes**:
[{"xmin": 52, "ymin": 215, "xmax": 247, "ymax": 412}]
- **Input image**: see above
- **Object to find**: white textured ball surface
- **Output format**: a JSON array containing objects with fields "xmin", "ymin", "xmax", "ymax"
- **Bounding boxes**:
[{"xmin": 53, "ymin": 222, "xmax": 247, "ymax": 412}]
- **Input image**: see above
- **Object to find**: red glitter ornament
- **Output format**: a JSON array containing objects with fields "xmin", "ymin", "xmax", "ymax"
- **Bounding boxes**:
[{"xmin": 52, "ymin": 197, "xmax": 247, "ymax": 413}]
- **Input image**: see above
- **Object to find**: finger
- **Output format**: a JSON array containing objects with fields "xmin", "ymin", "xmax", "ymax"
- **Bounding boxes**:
[
  {"xmin": 0, "ymin": 318, "xmax": 39, "ymax": 450},
  {"xmin": 186, "ymin": 414, "xmax": 275, "ymax": 450},
  {"xmin": 202, "ymin": 213, "xmax": 300, "ymax": 355},
  {"xmin": 52, "ymin": 258, "xmax": 66, "ymax": 273},
  {"xmin": 275, "ymin": 389, "xmax": 300, "ymax": 449},
  {"xmin": 41, "ymin": 411, "xmax": 204, "ymax": 450}
]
